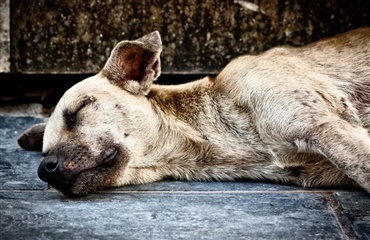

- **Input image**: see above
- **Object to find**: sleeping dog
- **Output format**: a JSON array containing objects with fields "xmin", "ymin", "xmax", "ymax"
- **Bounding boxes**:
[{"xmin": 18, "ymin": 28, "xmax": 370, "ymax": 197}]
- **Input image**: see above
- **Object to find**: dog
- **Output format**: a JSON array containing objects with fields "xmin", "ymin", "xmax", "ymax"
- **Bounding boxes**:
[{"xmin": 18, "ymin": 28, "xmax": 370, "ymax": 198}]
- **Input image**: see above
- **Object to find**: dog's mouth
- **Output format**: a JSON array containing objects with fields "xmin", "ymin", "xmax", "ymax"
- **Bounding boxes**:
[{"xmin": 38, "ymin": 147, "xmax": 119, "ymax": 198}]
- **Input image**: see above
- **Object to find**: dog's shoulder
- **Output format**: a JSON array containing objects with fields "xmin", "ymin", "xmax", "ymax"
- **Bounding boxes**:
[{"xmin": 213, "ymin": 45, "xmax": 297, "ymax": 100}]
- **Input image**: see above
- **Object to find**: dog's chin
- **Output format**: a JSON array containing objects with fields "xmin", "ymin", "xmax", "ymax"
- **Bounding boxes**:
[
  {"xmin": 67, "ymin": 168, "xmax": 113, "ymax": 198},
  {"xmin": 37, "ymin": 167, "xmax": 81, "ymax": 198},
  {"xmin": 54, "ymin": 183, "xmax": 85, "ymax": 198},
  {"xmin": 41, "ymin": 169, "xmax": 102, "ymax": 198},
  {"xmin": 44, "ymin": 175, "xmax": 88, "ymax": 198},
  {"xmin": 43, "ymin": 178, "xmax": 81, "ymax": 198}
]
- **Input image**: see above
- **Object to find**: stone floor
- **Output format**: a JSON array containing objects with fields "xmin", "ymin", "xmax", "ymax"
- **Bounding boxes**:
[{"xmin": 1, "ymin": 115, "xmax": 370, "ymax": 240}]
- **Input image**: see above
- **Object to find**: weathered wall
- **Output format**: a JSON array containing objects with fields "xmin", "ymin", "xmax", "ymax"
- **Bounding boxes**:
[
  {"xmin": 0, "ymin": 0, "xmax": 10, "ymax": 73},
  {"xmin": 2, "ymin": 0, "xmax": 370, "ymax": 74}
]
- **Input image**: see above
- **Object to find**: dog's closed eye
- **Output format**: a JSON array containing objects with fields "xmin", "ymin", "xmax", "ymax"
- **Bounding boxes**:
[{"xmin": 63, "ymin": 96, "xmax": 96, "ymax": 129}]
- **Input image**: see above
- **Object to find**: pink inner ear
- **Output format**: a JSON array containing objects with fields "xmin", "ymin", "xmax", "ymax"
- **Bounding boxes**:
[
  {"xmin": 103, "ymin": 37, "xmax": 162, "ymax": 95},
  {"xmin": 119, "ymin": 46, "xmax": 157, "ymax": 83}
]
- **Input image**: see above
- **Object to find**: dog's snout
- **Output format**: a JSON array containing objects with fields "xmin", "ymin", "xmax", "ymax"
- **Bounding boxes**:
[
  {"xmin": 38, "ymin": 155, "xmax": 68, "ymax": 184},
  {"xmin": 38, "ymin": 154, "xmax": 80, "ymax": 197},
  {"xmin": 35, "ymin": 144, "xmax": 120, "ymax": 198}
]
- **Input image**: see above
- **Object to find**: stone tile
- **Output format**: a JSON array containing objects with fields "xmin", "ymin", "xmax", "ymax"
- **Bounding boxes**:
[
  {"xmin": 11, "ymin": 0, "xmax": 370, "ymax": 74},
  {"xmin": 0, "ymin": 191, "xmax": 345, "ymax": 240},
  {"xmin": 0, "ymin": 116, "xmax": 44, "ymax": 149},
  {"xmin": 0, "ymin": 0, "xmax": 10, "ymax": 73},
  {"xmin": 0, "ymin": 148, "xmax": 46, "ymax": 190},
  {"xmin": 0, "ymin": 116, "xmax": 46, "ymax": 190},
  {"xmin": 108, "ymin": 179, "xmax": 338, "ymax": 193},
  {"xmin": 335, "ymin": 191, "xmax": 370, "ymax": 240}
]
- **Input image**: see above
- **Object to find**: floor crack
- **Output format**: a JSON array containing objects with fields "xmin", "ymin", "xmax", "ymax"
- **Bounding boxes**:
[{"xmin": 325, "ymin": 192, "xmax": 358, "ymax": 240}]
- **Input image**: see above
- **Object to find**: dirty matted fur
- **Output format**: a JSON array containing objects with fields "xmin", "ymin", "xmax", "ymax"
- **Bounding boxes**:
[{"xmin": 18, "ymin": 28, "xmax": 370, "ymax": 198}]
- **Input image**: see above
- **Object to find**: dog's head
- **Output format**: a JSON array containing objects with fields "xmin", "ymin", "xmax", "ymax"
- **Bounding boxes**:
[{"xmin": 17, "ymin": 31, "xmax": 163, "ymax": 198}]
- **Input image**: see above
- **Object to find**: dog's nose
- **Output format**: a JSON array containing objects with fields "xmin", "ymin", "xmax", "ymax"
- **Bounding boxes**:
[
  {"xmin": 44, "ymin": 155, "xmax": 59, "ymax": 172},
  {"xmin": 38, "ymin": 155, "xmax": 81, "ymax": 198},
  {"xmin": 38, "ymin": 155, "xmax": 68, "ymax": 183}
]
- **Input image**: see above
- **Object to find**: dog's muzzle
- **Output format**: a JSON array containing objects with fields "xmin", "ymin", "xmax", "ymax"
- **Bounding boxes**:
[
  {"xmin": 38, "ymin": 155, "xmax": 79, "ymax": 198},
  {"xmin": 38, "ymin": 147, "xmax": 119, "ymax": 198}
]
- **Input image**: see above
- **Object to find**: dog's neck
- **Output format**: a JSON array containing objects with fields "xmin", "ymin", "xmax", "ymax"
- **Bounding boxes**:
[
  {"xmin": 117, "ymin": 77, "xmax": 281, "ymax": 185},
  {"xmin": 146, "ymin": 77, "xmax": 215, "ymax": 163},
  {"xmin": 116, "ymin": 77, "xmax": 216, "ymax": 185},
  {"xmin": 147, "ymin": 77, "xmax": 215, "ymax": 123}
]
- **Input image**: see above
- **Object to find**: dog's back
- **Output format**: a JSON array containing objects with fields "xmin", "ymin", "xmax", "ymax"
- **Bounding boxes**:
[{"xmin": 216, "ymin": 27, "xmax": 370, "ymax": 130}]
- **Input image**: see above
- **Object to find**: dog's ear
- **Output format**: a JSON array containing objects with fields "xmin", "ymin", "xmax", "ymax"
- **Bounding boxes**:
[
  {"xmin": 17, "ymin": 123, "xmax": 45, "ymax": 151},
  {"xmin": 102, "ymin": 31, "xmax": 162, "ymax": 95}
]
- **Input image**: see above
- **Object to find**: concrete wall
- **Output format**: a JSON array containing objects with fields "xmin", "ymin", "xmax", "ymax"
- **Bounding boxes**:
[
  {"xmin": 1, "ymin": 0, "xmax": 370, "ymax": 74},
  {"xmin": 0, "ymin": 0, "xmax": 10, "ymax": 73}
]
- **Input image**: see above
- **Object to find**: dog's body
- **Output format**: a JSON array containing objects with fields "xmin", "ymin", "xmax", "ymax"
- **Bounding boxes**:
[{"xmin": 18, "ymin": 28, "xmax": 370, "ymax": 197}]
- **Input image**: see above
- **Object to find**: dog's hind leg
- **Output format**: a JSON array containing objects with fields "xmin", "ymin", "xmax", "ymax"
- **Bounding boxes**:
[{"xmin": 296, "ymin": 118, "xmax": 370, "ymax": 193}]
